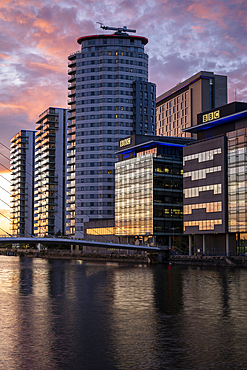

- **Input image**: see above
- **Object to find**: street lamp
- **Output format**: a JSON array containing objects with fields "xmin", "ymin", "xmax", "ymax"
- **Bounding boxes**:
[{"xmin": 170, "ymin": 227, "xmax": 177, "ymax": 249}]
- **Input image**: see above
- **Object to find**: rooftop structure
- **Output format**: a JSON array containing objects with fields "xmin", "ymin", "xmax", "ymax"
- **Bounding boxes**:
[{"xmin": 156, "ymin": 71, "xmax": 227, "ymax": 138}]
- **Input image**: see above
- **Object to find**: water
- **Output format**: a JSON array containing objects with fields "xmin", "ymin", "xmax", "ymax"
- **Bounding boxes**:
[{"xmin": 0, "ymin": 256, "xmax": 247, "ymax": 369}]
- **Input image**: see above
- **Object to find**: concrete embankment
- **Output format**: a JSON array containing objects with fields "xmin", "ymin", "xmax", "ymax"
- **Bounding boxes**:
[
  {"xmin": 0, "ymin": 249, "xmax": 148, "ymax": 264},
  {"xmin": 168, "ymin": 255, "xmax": 247, "ymax": 267}
]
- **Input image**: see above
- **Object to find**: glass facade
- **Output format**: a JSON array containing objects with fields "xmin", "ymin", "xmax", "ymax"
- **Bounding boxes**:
[
  {"xmin": 115, "ymin": 140, "xmax": 184, "ymax": 244},
  {"xmin": 227, "ymin": 128, "xmax": 247, "ymax": 233},
  {"xmin": 115, "ymin": 154, "xmax": 153, "ymax": 236}
]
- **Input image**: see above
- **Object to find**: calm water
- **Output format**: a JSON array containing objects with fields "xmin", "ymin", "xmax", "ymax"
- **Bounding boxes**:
[{"xmin": 0, "ymin": 256, "xmax": 247, "ymax": 369}]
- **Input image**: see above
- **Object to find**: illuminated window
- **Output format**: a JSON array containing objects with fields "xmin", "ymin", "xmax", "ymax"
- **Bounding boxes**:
[
  {"xmin": 184, "ymin": 219, "xmax": 222, "ymax": 231},
  {"xmin": 183, "ymin": 166, "xmax": 221, "ymax": 180},
  {"xmin": 184, "ymin": 202, "xmax": 222, "ymax": 214},
  {"xmin": 183, "ymin": 148, "xmax": 221, "ymax": 165},
  {"xmin": 184, "ymin": 184, "xmax": 222, "ymax": 198}
]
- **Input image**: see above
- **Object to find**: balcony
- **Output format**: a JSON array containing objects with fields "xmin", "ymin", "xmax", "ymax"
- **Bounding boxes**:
[
  {"xmin": 68, "ymin": 66, "xmax": 76, "ymax": 74},
  {"xmin": 68, "ymin": 60, "xmax": 76, "ymax": 68},
  {"xmin": 68, "ymin": 82, "xmax": 76, "ymax": 89},
  {"xmin": 68, "ymin": 97, "xmax": 76, "ymax": 105},
  {"xmin": 68, "ymin": 90, "xmax": 76, "ymax": 98},
  {"xmin": 68, "ymin": 74, "xmax": 76, "ymax": 82}
]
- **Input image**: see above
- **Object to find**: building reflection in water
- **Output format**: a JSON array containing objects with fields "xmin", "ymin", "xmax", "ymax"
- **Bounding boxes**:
[
  {"xmin": 109, "ymin": 266, "xmax": 158, "ymax": 369},
  {"xmin": 180, "ymin": 267, "xmax": 247, "ymax": 369},
  {"xmin": 0, "ymin": 257, "xmax": 247, "ymax": 369}
]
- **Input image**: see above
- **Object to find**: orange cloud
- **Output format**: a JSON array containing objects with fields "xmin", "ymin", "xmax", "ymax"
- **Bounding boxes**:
[{"xmin": 33, "ymin": 18, "xmax": 58, "ymax": 34}]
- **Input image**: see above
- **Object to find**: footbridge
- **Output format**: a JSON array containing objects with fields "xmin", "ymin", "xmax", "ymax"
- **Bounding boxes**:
[{"xmin": 0, "ymin": 236, "xmax": 160, "ymax": 252}]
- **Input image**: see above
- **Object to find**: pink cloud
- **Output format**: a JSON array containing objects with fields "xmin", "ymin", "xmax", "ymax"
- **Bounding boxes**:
[{"xmin": 0, "ymin": 0, "xmax": 246, "ymax": 148}]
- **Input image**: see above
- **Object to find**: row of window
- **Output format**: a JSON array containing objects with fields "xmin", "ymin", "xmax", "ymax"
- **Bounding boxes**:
[
  {"xmin": 184, "ymin": 184, "xmax": 222, "ymax": 198},
  {"xmin": 78, "ymin": 193, "xmax": 113, "ymax": 199},
  {"xmin": 76, "ymin": 51, "xmax": 147, "ymax": 59},
  {"xmin": 228, "ymin": 182, "xmax": 247, "ymax": 194},
  {"xmin": 183, "ymin": 166, "xmax": 221, "ymax": 181},
  {"xmin": 76, "ymin": 145, "xmax": 118, "ymax": 151},
  {"xmin": 75, "ymin": 114, "xmax": 133, "ymax": 120},
  {"xmin": 157, "ymin": 93, "xmax": 189, "ymax": 113},
  {"xmin": 77, "ymin": 210, "xmax": 113, "ymax": 215},
  {"xmin": 77, "ymin": 130, "xmax": 130, "ymax": 136},
  {"xmin": 183, "ymin": 201, "xmax": 222, "ymax": 214},
  {"xmin": 87, "ymin": 227, "xmax": 115, "ymax": 235},
  {"xmin": 76, "ymin": 106, "xmax": 133, "ymax": 112},
  {"xmin": 184, "ymin": 219, "xmax": 222, "ymax": 231},
  {"xmin": 76, "ymin": 161, "xmax": 114, "ymax": 167},
  {"xmin": 76, "ymin": 177, "xmax": 113, "ymax": 182},
  {"xmin": 76, "ymin": 186, "xmax": 113, "ymax": 191},
  {"xmin": 76, "ymin": 71, "xmax": 147, "ymax": 82},
  {"xmin": 160, "ymin": 101, "xmax": 188, "ymax": 115},
  {"xmin": 76, "ymin": 66, "xmax": 147, "ymax": 75},
  {"xmin": 76, "ymin": 98, "xmax": 134, "ymax": 104},
  {"xmin": 228, "ymin": 166, "xmax": 246, "ymax": 175},
  {"xmin": 77, "ymin": 122, "xmax": 132, "ymax": 128},
  {"xmin": 76, "ymin": 80, "xmax": 146, "ymax": 90},
  {"xmin": 75, "ymin": 57, "xmax": 147, "ymax": 68},
  {"xmin": 158, "ymin": 109, "xmax": 188, "ymax": 122},
  {"xmin": 183, "ymin": 148, "xmax": 222, "ymax": 165},
  {"xmin": 75, "ymin": 90, "xmax": 134, "ymax": 97},
  {"xmin": 75, "ymin": 138, "xmax": 121, "ymax": 144}
]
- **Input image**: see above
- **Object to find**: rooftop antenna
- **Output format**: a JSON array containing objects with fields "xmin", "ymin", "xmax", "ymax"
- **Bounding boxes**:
[{"xmin": 96, "ymin": 22, "xmax": 136, "ymax": 34}]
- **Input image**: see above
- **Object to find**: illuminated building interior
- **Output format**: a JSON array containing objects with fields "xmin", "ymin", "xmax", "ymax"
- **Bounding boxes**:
[
  {"xmin": 115, "ymin": 135, "xmax": 192, "ymax": 246},
  {"xmin": 183, "ymin": 101, "xmax": 247, "ymax": 255}
]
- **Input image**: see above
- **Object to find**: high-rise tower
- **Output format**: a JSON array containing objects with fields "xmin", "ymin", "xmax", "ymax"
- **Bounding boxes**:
[
  {"xmin": 67, "ymin": 25, "xmax": 156, "ymax": 237},
  {"xmin": 34, "ymin": 107, "xmax": 67, "ymax": 236},
  {"xmin": 10, "ymin": 130, "xmax": 35, "ymax": 236}
]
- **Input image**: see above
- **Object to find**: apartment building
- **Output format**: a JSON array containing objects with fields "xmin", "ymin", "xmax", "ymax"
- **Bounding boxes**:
[
  {"xmin": 34, "ymin": 107, "xmax": 67, "ymax": 236},
  {"xmin": 156, "ymin": 71, "xmax": 227, "ymax": 138},
  {"xmin": 10, "ymin": 130, "xmax": 35, "ymax": 236},
  {"xmin": 66, "ymin": 26, "xmax": 156, "ymax": 237}
]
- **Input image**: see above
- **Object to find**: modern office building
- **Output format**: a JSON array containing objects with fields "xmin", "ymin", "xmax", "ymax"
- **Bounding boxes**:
[
  {"xmin": 183, "ymin": 101, "xmax": 247, "ymax": 256},
  {"xmin": 10, "ymin": 130, "xmax": 35, "ymax": 236},
  {"xmin": 115, "ymin": 134, "xmax": 193, "ymax": 246},
  {"xmin": 67, "ymin": 26, "xmax": 156, "ymax": 237},
  {"xmin": 34, "ymin": 107, "xmax": 67, "ymax": 237},
  {"xmin": 156, "ymin": 71, "xmax": 227, "ymax": 138}
]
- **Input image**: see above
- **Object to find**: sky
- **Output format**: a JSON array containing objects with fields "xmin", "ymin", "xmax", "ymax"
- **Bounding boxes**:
[{"xmin": 0, "ymin": 0, "xmax": 247, "ymax": 234}]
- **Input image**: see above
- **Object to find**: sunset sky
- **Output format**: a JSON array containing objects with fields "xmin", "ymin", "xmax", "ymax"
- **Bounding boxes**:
[{"xmin": 0, "ymin": 0, "xmax": 247, "ymax": 234}]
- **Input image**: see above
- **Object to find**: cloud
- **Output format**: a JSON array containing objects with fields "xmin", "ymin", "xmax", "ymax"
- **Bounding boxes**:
[{"xmin": 0, "ymin": 0, "xmax": 247, "ymax": 146}]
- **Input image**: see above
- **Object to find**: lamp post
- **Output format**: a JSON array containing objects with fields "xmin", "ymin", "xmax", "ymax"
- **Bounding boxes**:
[{"xmin": 170, "ymin": 227, "xmax": 177, "ymax": 249}]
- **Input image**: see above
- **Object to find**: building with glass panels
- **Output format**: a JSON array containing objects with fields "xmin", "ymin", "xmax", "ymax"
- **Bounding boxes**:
[
  {"xmin": 34, "ymin": 107, "xmax": 67, "ymax": 236},
  {"xmin": 156, "ymin": 71, "xmax": 227, "ymax": 138},
  {"xmin": 67, "ymin": 27, "xmax": 156, "ymax": 238},
  {"xmin": 183, "ymin": 101, "xmax": 247, "ymax": 256},
  {"xmin": 10, "ymin": 130, "xmax": 35, "ymax": 236},
  {"xmin": 115, "ymin": 135, "xmax": 193, "ymax": 246}
]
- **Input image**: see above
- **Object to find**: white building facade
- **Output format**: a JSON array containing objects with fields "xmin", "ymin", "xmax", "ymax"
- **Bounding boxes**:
[{"xmin": 34, "ymin": 107, "xmax": 67, "ymax": 236}]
